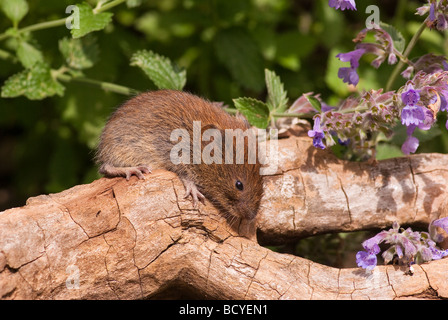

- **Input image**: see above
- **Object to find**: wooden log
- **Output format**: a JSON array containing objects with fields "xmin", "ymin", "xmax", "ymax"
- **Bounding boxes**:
[{"xmin": 1, "ymin": 129, "xmax": 447, "ymax": 300}]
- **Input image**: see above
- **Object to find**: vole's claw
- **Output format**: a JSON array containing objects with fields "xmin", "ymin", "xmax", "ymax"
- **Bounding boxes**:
[{"xmin": 182, "ymin": 180, "xmax": 205, "ymax": 208}]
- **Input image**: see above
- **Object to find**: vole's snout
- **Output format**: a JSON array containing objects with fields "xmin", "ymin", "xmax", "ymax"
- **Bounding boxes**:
[
  {"xmin": 245, "ymin": 210, "xmax": 258, "ymax": 221},
  {"xmin": 236, "ymin": 206, "xmax": 258, "ymax": 221}
]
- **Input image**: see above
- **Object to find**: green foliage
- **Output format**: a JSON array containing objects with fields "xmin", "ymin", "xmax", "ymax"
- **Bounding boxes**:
[
  {"xmin": 59, "ymin": 36, "xmax": 99, "ymax": 70},
  {"xmin": 0, "ymin": 0, "xmax": 28, "ymax": 27},
  {"xmin": 130, "ymin": 50, "xmax": 186, "ymax": 90},
  {"xmin": 265, "ymin": 69, "xmax": 288, "ymax": 113},
  {"xmin": 233, "ymin": 97, "xmax": 270, "ymax": 128},
  {"xmin": 16, "ymin": 41, "xmax": 43, "ymax": 68},
  {"xmin": 1, "ymin": 61, "xmax": 64, "ymax": 99},
  {"xmin": 233, "ymin": 69, "xmax": 289, "ymax": 128},
  {"xmin": 0, "ymin": 0, "xmax": 447, "ymax": 212},
  {"xmin": 214, "ymin": 27, "xmax": 265, "ymax": 92},
  {"xmin": 70, "ymin": 2, "xmax": 113, "ymax": 39}
]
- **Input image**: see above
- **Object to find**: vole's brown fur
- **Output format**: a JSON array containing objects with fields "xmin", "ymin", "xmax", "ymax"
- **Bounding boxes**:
[{"xmin": 95, "ymin": 90, "xmax": 263, "ymax": 220}]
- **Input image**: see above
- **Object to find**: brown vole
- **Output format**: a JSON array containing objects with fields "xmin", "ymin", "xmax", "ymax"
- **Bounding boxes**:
[{"xmin": 95, "ymin": 90, "xmax": 264, "ymax": 221}]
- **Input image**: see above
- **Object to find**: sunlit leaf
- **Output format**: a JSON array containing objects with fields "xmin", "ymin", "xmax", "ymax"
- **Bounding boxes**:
[{"xmin": 130, "ymin": 50, "xmax": 186, "ymax": 90}]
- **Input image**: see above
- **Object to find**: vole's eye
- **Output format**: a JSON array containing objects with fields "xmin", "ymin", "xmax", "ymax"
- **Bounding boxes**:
[{"xmin": 235, "ymin": 180, "xmax": 244, "ymax": 191}]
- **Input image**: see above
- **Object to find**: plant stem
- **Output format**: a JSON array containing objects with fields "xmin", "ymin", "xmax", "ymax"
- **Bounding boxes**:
[
  {"xmin": 56, "ymin": 73, "xmax": 140, "ymax": 96},
  {"xmin": 94, "ymin": 0, "xmax": 127, "ymax": 14},
  {"xmin": 0, "ymin": 18, "xmax": 66, "ymax": 42},
  {"xmin": 385, "ymin": 21, "xmax": 427, "ymax": 91},
  {"xmin": 0, "ymin": 0, "xmax": 126, "ymax": 42},
  {"xmin": 225, "ymin": 108, "xmax": 315, "ymax": 119}
]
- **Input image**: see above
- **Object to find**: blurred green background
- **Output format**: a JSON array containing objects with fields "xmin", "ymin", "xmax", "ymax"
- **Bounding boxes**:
[{"xmin": 0, "ymin": 0, "xmax": 447, "ymax": 219}]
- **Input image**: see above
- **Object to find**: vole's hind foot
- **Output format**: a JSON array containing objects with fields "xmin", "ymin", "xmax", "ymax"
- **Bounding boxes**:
[
  {"xmin": 100, "ymin": 164, "xmax": 151, "ymax": 181},
  {"xmin": 182, "ymin": 179, "xmax": 205, "ymax": 208}
]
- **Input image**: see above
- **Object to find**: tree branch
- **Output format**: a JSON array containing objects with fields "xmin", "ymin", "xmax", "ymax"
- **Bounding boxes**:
[{"xmin": 1, "ymin": 126, "xmax": 447, "ymax": 300}]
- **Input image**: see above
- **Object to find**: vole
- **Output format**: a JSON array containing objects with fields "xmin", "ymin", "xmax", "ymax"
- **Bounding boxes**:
[{"xmin": 95, "ymin": 90, "xmax": 264, "ymax": 221}]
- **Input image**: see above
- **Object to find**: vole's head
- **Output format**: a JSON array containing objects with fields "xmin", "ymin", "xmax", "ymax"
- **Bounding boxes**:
[
  {"xmin": 219, "ymin": 162, "xmax": 264, "ymax": 221},
  {"xmin": 197, "ymin": 161, "xmax": 264, "ymax": 221},
  {"xmin": 195, "ymin": 124, "xmax": 264, "ymax": 221}
]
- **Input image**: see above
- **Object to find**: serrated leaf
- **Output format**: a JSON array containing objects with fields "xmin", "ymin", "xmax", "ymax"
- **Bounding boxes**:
[
  {"xmin": 1, "ymin": 62, "xmax": 65, "ymax": 100},
  {"xmin": 59, "ymin": 36, "xmax": 98, "ymax": 69},
  {"xmin": 214, "ymin": 27, "xmax": 264, "ymax": 92},
  {"xmin": 380, "ymin": 22, "xmax": 405, "ymax": 53},
  {"xmin": 265, "ymin": 69, "xmax": 288, "ymax": 113},
  {"xmin": 71, "ymin": 2, "xmax": 113, "ymax": 39},
  {"xmin": 16, "ymin": 41, "xmax": 43, "ymax": 69},
  {"xmin": 130, "ymin": 50, "xmax": 186, "ymax": 90},
  {"xmin": 0, "ymin": 0, "xmax": 28, "ymax": 26},
  {"xmin": 233, "ymin": 97, "xmax": 270, "ymax": 128}
]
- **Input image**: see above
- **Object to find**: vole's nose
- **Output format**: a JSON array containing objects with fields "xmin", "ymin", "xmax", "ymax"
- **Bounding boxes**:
[{"xmin": 244, "ymin": 210, "xmax": 258, "ymax": 221}]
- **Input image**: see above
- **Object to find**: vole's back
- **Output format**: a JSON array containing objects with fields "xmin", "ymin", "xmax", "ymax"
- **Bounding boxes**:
[{"xmin": 95, "ymin": 89, "xmax": 249, "ymax": 173}]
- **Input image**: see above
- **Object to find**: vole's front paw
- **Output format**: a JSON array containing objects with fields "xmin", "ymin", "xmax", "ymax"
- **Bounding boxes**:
[{"xmin": 182, "ymin": 179, "xmax": 205, "ymax": 208}]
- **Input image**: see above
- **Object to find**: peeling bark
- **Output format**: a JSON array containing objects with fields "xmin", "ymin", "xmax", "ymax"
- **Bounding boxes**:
[{"xmin": 1, "ymin": 127, "xmax": 448, "ymax": 300}]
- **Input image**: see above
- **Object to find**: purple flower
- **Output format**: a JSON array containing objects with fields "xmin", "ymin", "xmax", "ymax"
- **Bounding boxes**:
[
  {"xmin": 401, "ymin": 105, "xmax": 426, "ymax": 126},
  {"xmin": 362, "ymin": 231, "xmax": 387, "ymax": 253},
  {"xmin": 388, "ymin": 53, "xmax": 397, "ymax": 65},
  {"xmin": 400, "ymin": 84, "xmax": 425, "ymax": 126},
  {"xmin": 401, "ymin": 84, "xmax": 420, "ymax": 106},
  {"xmin": 429, "ymin": 2, "xmax": 437, "ymax": 22},
  {"xmin": 429, "ymin": 217, "xmax": 448, "ymax": 243},
  {"xmin": 337, "ymin": 67, "xmax": 360, "ymax": 86},
  {"xmin": 356, "ymin": 251, "xmax": 377, "ymax": 271},
  {"xmin": 430, "ymin": 247, "xmax": 448, "ymax": 260},
  {"xmin": 336, "ymin": 49, "xmax": 365, "ymax": 68},
  {"xmin": 336, "ymin": 49, "xmax": 366, "ymax": 85},
  {"xmin": 440, "ymin": 90, "xmax": 448, "ymax": 112},
  {"xmin": 437, "ymin": 13, "xmax": 448, "ymax": 30},
  {"xmin": 308, "ymin": 117, "xmax": 326, "ymax": 149},
  {"xmin": 329, "ymin": 0, "xmax": 356, "ymax": 11},
  {"xmin": 418, "ymin": 107, "xmax": 436, "ymax": 131},
  {"xmin": 439, "ymin": 90, "xmax": 448, "ymax": 130},
  {"xmin": 357, "ymin": 217, "xmax": 448, "ymax": 271},
  {"xmin": 356, "ymin": 231, "xmax": 387, "ymax": 271},
  {"xmin": 401, "ymin": 135, "xmax": 419, "ymax": 155}
]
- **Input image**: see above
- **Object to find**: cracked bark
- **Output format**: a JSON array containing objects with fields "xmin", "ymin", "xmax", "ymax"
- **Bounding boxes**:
[{"xmin": 1, "ymin": 126, "xmax": 448, "ymax": 300}]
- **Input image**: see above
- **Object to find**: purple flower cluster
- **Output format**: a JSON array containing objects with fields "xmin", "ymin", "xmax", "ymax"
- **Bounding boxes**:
[
  {"xmin": 336, "ymin": 27, "xmax": 399, "ymax": 86},
  {"xmin": 356, "ymin": 218, "xmax": 448, "ymax": 271},
  {"xmin": 305, "ymin": 1, "xmax": 448, "ymax": 157},
  {"xmin": 417, "ymin": 0, "xmax": 448, "ymax": 30},
  {"xmin": 399, "ymin": 72, "xmax": 448, "ymax": 154}
]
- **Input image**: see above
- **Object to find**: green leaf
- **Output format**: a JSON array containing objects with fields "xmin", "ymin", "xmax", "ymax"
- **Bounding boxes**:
[
  {"xmin": 16, "ymin": 41, "xmax": 43, "ymax": 69},
  {"xmin": 306, "ymin": 96, "xmax": 321, "ymax": 113},
  {"xmin": 214, "ymin": 27, "xmax": 265, "ymax": 92},
  {"xmin": 71, "ymin": 2, "xmax": 113, "ymax": 39},
  {"xmin": 130, "ymin": 50, "xmax": 186, "ymax": 90},
  {"xmin": 380, "ymin": 22, "xmax": 405, "ymax": 53},
  {"xmin": 265, "ymin": 69, "xmax": 288, "ymax": 113},
  {"xmin": 59, "ymin": 36, "xmax": 99, "ymax": 69},
  {"xmin": 233, "ymin": 97, "xmax": 270, "ymax": 128},
  {"xmin": 1, "ymin": 62, "xmax": 65, "ymax": 100},
  {"xmin": 0, "ymin": 0, "xmax": 28, "ymax": 26},
  {"xmin": 375, "ymin": 143, "xmax": 403, "ymax": 160}
]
